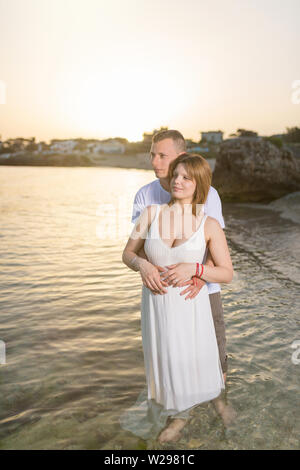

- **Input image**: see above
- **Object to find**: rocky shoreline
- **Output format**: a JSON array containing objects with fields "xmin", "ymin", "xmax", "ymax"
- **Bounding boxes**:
[{"xmin": 213, "ymin": 139, "xmax": 300, "ymax": 202}]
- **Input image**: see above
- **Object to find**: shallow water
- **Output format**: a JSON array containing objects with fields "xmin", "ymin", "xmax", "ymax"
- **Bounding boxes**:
[{"xmin": 0, "ymin": 165, "xmax": 299, "ymax": 450}]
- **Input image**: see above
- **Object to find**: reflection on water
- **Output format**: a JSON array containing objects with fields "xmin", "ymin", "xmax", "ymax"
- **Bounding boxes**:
[{"xmin": 0, "ymin": 166, "xmax": 299, "ymax": 450}]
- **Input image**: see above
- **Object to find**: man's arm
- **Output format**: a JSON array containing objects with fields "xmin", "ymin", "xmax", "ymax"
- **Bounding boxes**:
[
  {"xmin": 207, "ymin": 187, "xmax": 225, "ymax": 228},
  {"xmin": 123, "ymin": 206, "xmax": 168, "ymax": 294},
  {"xmin": 131, "ymin": 190, "xmax": 150, "ymax": 262},
  {"xmin": 131, "ymin": 190, "xmax": 145, "ymax": 224}
]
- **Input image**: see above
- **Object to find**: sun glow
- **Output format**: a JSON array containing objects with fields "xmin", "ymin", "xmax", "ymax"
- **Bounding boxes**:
[
  {"xmin": 56, "ymin": 63, "xmax": 191, "ymax": 141},
  {"xmin": 1, "ymin": 0, "xmax": 299, "ymax": 142}
]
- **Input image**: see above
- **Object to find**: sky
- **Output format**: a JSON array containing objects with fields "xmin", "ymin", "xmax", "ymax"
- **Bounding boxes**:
[{"xmin": 0, "ymin": 0, "xmax": 299, "ymax": 143}]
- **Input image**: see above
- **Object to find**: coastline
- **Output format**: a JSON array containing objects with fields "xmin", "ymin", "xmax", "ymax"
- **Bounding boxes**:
[
  {"xmin": 0, "ymin": 152, "xmax": 217, "ymax": 172},
  {"xmin": 0, "ymin": 152, "xmax": 154, "ymax": 171},
  {"xmin": 86, "ymin": 153, "xmax": 153, "ymax": 170}
]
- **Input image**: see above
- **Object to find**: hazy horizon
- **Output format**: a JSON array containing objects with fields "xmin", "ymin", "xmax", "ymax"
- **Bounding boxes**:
[
  {"xmin": 0, "ymin": 128, "xmax": 294, "ymax": 146},
  {"xmin": 0, "ymin": 0, "xmax": 299, "ymax": 143}
]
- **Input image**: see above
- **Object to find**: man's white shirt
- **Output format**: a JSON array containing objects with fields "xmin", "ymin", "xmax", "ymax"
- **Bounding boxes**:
[{"xmin": 131, "ymin": 178, "xmax": 225, "ymax": 294}]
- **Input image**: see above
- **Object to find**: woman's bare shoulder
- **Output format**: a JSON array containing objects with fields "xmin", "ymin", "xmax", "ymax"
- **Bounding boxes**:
[
  {"xmin": 205, "ymin": 215, "xmax": 223, "ymax": 228},
  {"xmin": 205, "ymin": 215, "xmax": 223, "ymax": 238},
  {"xmin": 137, "ymin": 204, "xmax": 158, "ymax": 228}
]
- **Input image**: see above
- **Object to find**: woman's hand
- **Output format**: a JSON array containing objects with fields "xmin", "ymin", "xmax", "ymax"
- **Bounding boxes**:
[
  {"xmin": 161, "ymin": 263, "xmax": 195, "ymax": 287},
  {"xmin": 139, "ymin": 259, "xmax": 169, "ymax": 295}
]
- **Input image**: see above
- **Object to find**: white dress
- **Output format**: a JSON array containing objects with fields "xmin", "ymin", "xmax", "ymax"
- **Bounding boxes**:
[{"xmin": 120, "ymin": 204, "xmax": 225, "ymax": 439}]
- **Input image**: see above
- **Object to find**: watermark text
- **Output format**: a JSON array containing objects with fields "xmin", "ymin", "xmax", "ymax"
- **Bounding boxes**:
[
  {"xmin": 291, "ymin": 80, "xmax": 300, "ymax": 104},
  {"xmin": 291, "ymin": 340, "xmax": 300, "ymax": 365},
  {"xmin": 0, "ymin": 340, "xmax": 6, "ymax": 364},
  {"xmin": 0, "ymin": 80, "xmax": 6, "ymax": 104}
]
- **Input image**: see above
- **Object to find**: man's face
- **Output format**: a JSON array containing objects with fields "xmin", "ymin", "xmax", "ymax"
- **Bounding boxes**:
[{"xmin": 150, "ymin": 138, "xmax": 183, "ymax": 179}]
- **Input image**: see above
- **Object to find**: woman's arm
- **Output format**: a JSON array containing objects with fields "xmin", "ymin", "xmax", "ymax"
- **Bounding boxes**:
[
  {"xmin": 136, "ymin": 246, "xmax": 148, "ymax": 262},
  {"xmin": 122, "ymin": 205, "xmax": 168, "ymax": 294},
  {"xmin": 204, "ymin": 248, "xmax": 215, "ymax": 268},
  {"xmin": 200, "ymin": 217, "xmax": 233, "ymax": 283},
  {"xmin": 122, "ymin": 205, "xmax": 151, "ymax": 270}
]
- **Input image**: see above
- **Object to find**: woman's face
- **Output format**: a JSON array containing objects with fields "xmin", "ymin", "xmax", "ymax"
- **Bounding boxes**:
[{"xmin": 171, "ymin": 163, "xmax": 196, "ymax": 201}]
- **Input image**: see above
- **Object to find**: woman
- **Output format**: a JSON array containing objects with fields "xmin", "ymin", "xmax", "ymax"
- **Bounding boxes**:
[{"xmin": 121, "ymin": 153, "xmax": 233, "ymax": 443}]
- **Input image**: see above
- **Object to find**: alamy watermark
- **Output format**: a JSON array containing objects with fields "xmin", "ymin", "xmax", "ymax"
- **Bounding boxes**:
[
  {"xmin": 96, "ymin": 199, "xmax": 205, "ymax": 241},
  {"xmin": 291, "ymin": 340, "xmax": 300, "ymax": 365},
  {"xmin": 291, "ymin": 80, "xmax": 300, "ymax": 104},
  {"xmin": 0, "ymin": 80, "xmax": 6, "ymax": 104},
  {"xmin": 0, "ymin": 340, "xmax": 6, "ymax": 364}
]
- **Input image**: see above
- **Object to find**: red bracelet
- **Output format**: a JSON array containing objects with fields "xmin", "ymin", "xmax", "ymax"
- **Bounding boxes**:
[
  {"xmin": 192, "ymin": 275, "xmax": 203, "ymax": 286},
  {"xmin": 199, "ymin": 263, "xmax": 204, "ymax": 279},
  {"xmin": 195, "ymin": 263, "xmax": 203, "ymax": 279},
  {"xmin": 192, "ymin": 263, "xmax": 204, "ymax": 285}
]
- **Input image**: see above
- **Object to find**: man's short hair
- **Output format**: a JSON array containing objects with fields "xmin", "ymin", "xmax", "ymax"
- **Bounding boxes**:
[{"xmin": 152, "ymin": 129, "xmax": 186, "ymax": 152}]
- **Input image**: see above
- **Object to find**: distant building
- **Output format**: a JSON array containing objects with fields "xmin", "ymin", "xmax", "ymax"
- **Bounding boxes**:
[
  {"xmin": 5, "ymin": 138, "xmax": 30, "ymax": 151},
  {"xmin": 187, "ymin": 146, "xmax": 209, "ymax": 153},
  {"xmin": 185, "ymin": 139, "xmax": 196, "ymax": 148},
  {"xmin": 224, "ymin": 135, "xmax": 263, "ymax": 142},
  {"xmin": 270, "ymin": 134, "xmax": 284, "ymax": 139},
  {"xmin": 186, "ymin": 139, "xmax": 209, "ymax": 153},
  {"xmin": 201, "ymin": 131, "xmax": 223, "ymax": 144},
  {"xmin": 31, "ymin": 142, "xmax": 49, "ymax": 154},
  {"xmin": 91, "ymin": 139, "xmax": 125, "ymax": 154},
  {"xmin": 50, "ymin": 140, "xmax": 77, "ymax": 153},
  {"xmin": 143, "ymin": 132, "xmax": 153, "ymax": 143}
]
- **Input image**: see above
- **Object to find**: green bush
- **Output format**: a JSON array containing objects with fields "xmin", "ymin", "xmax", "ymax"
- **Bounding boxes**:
[{"xmin": 264, "ymin": 136, "xmax": 283, "ymax": 149}]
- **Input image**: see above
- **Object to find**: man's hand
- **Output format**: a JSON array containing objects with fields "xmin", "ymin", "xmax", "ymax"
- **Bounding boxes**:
[
  {"xmin": 136, "ymin": 247, "xmax": 168, "ymax": 295},
  {"xmin": 158, "ymin": 263, "xmax": 206, "ymax": 300},
  {"xmin": 178, "ymin": 277, "xmax": 206, "ymax": 300},
  {"xmin": 138, "ymin": 259, "xmax": 168, "ymax": 295}
]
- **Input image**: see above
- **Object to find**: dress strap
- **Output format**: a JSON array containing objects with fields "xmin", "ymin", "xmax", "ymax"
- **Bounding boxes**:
[
  {"xmin": 197, "ymin": 213, "xmax": 208, "ymax": 236},
  {"xmin": 155, "ymin": 204, "xmax": 161, "ymax": 219},
  {"xmin": 152, "ymin": 204, "xmax": 161, "ymax": 237},
  {"xmin": 201, "ymin": 213, "xmax": 208, "ymax": 228}
]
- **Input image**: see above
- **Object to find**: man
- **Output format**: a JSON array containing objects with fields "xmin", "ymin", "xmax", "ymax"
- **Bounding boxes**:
[{"xmin": 131, "ymin": 129, "xmax": 228, "ymax": 384}]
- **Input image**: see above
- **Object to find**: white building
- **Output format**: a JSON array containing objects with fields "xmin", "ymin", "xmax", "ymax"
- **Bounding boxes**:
[
  {"xmin": 187, "ymin": 146, "xmax": 209, "ymax": 153},
  {"xmin": 91, "ymin": 139, "xmax": 125, "ymax": 154},
  {"xmin": 50, "ymin": 140, "xmax": 77, "ymax": 153},
  {"xmin": 201, "ymin": 131, "xmax": 223, "ymax": 144}
]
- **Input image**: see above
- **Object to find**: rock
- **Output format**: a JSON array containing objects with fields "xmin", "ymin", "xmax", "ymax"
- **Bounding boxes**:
[{"xmin": 212, "ymin": 139, "xmax": 300, "ymax": 202}]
